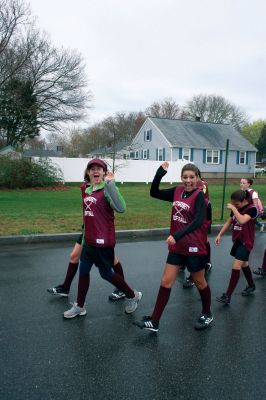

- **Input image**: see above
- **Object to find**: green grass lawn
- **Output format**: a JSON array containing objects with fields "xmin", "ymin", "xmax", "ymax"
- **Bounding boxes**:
[{"xmin": 0, "ymin": 180, "xmax": 265, "ymax": 236}]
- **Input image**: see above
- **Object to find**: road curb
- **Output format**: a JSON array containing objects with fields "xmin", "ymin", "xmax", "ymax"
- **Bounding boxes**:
[{"xmin": 0, "ymin": 225, "xmax": 224, "ymax": 245}]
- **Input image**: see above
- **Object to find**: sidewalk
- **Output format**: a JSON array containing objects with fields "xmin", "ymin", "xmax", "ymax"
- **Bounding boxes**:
[{"xmin": 0, "ymin": 225, "xmax": 225, "ymax": 245}]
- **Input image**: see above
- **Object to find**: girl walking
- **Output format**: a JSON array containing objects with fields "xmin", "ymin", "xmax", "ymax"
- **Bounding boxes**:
[
  {"xmin": 215, "ymin": 190, "xmax": 257, "ymax": 305},
  {"xmin": 240, "ymin": 178, "xmax": 264, "ymax": 231},
  {"xmin": 134, "ymin": 162, "xmax": 213, "ymax": 332},
  {"xmin": 47, "ymin": 167, "xmax": 126, "ymax": 301},
  {"xmin": 63, "ymin": 158, "xmax": 142, "ymax": 319}
]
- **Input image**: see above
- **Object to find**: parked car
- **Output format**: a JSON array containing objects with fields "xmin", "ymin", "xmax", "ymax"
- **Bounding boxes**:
[{"xmin": 255, "ymin": 165, "xmax": 265, "ymax": 174}]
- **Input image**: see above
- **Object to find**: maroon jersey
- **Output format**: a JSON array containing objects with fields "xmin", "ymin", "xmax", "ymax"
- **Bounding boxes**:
[
  {"xmin": 169, "ymin": 186, "xmax": 208, "ymax": 255},
  {"xmin": 82, "ymin": 186, "xmax": 115, "ymax": 247},
  {"xmin": 232, "ymin": 204, "xmax": 256, "ymax": 251}
]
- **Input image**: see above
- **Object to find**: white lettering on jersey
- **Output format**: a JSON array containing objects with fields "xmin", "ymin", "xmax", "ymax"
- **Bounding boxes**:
[
  {"xmin": 96, "ymin": 239, "xmax": 104, "ymax": 244},
  {"xmin": 172, "ymin": 201, "xmax": 189, "ymax": 223},
  {"xmin": 84, "ymin": 196, "xmax": 97, "ymax": 217}
]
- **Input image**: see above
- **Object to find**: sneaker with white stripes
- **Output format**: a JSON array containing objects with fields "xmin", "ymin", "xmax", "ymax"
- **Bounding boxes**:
[
  {"xmin": 109, "ymin": 289, "xmax": 126, "ymax": 301},
  {"xmin": 47, "ymin": 285, "xmax": 69, "ymax": 297},
  {"xmin": 133, "ymin": 316, "xmax": 159, "ymax": 332},
  {"xmin": 63, "ymin": 302, "xmax": 87, "ymax": 319},
  {"xmin": 194, "ymin": 313, "xmax": 213, "ymax": 330},
  {"xmin": 125, "ymin": 290, "xmax": 142, "ymax": 314}
]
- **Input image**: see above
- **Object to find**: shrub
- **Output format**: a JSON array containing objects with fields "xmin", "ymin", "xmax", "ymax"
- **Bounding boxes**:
[{"xmin": 0, "ymin": 156, "xmax": 64, "ymax": 188}]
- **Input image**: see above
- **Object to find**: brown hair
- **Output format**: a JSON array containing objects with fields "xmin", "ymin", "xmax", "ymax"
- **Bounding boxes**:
[
  {"xmin": 231, "ymin": 189, "xmax": 250, "ymax": 202},
  {"xmin": 241, "ymin": 177, "xmax": 253, "ymax": 185},
  {"xmin": 181, "ymin": 163, "xmax": 200, "ymax": 176}
]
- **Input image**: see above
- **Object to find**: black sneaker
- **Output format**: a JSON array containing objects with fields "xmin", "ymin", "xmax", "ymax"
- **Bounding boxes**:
[
  {"xmin": 216, "ymin": 293, "xmax": 231, "ymax": 305},
  {"xmin": 194, "ymin": 313, "xmax": 213, "ymax": 330},
  {"xmin": 109, "ymin": 289, "xmax": 126, "ymax": 301},
  {"xmin": 133, "ymin": 316, "xmax": 159, "ymax": 332},
  {"xmin": 47, "ymin": 285, "xmax": 69, "ymax": 297},
  {"xmin": 253, "ymin": 268, "xmax": 266, "ymax": 277},
  {"xmin": 241, "ymin": 285, "xmax": 256, "ymax": 296},
  {"xmin": 183, "ymin": 277, "xmax": 194, "ymax": 288},
  {"xmin": 205, "ymin": 262, "xmax": 212, "ymax": 273}
]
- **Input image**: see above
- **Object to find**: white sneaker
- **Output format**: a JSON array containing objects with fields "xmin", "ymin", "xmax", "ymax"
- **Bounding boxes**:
[
  {"xmin": 125, "ymin": 290, "xmax": 142, "ymax": 314},
  {"xmin": 63, "ymin": 302, "xmax": 87, "ymax": 319},
  {"xmin": 260, "ymin": 224, "xmax": 264, "ymax": 232}
]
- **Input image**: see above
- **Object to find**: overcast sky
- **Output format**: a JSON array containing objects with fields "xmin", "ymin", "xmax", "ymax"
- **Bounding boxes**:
[{"xmin": 30, "ymin": 0, "xmax": 266, "ymax": 127}]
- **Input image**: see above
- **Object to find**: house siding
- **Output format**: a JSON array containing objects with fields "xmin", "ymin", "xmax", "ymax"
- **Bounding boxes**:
[
  {"xmin": 130, "ymin": 117, "xmax": 257, "ymax": 176},
  {"xmin": 131, "ymin": 119, "xmax": 170, "ymax": 160}
]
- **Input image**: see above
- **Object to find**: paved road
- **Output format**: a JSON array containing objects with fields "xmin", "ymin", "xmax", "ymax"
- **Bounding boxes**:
[{"xmin": 0, "ymin": 233, "xmax": 265, "ymax": 400}]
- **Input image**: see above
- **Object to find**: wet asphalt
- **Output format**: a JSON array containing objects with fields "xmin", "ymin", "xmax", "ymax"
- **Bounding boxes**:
[{"xmin": 0, "ymin": 232, "xmax": 266, "ymax": 400}]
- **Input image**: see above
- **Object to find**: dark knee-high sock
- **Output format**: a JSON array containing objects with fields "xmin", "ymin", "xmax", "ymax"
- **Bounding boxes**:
[
  {"xmin": 262, "ymin": 250, "xmax": 266, "ymax": 270},
  {"xmin": 77, "ymin": 274, "xmax": 90, "ymax": 307},
  {"xmin": 226, "ymin": 269, "xmax": 240, "ymax": 297},
  {"xmin": 62, "ymin": 262, "xmax": 79, "ymax": 290},
  {"xmin": 242, "ymin": 266, "xmax": 254, "ymax": 287},
  {"xmin": 111, "ymin": 274, "xmax": 135, "ymax": 298},
  {"xmin": 198, "ymin": 285, "xmax": 211, "ymax": 315},
  {"xmin": 206, "ymin": 241, "xmax": 211, "ymax": 264},
  {"xmin": 113, "ymin": 261, "xmax": 124, "ymax": 279},
  {"xmin": 151, "ymin": 286, "xmax": 171, "ymax": 323}
]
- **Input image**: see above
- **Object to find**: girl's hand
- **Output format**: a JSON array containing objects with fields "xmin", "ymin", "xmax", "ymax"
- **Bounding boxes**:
[
  {"xmin": 161, "ymin": 161, "xmax": 169, "ymax": 171},
  {"xmin": 105, "ymin": 171, "xmax": 115, "ymax": 182},
  {"xmin": 215, "ymin": 235, "xmax": 221, "ymax": 246},
  {"xmin": 226, "ymin": 203, "xmax": 235, "ymax": 211},
  {"xmin": 166, "ymin": 235, "xmax": 176, "ymax": 245}
]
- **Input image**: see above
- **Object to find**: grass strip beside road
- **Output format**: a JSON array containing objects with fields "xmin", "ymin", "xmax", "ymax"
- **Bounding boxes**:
[{"xmin": 0, "ymin": 181, "xmax": 265, "ymax": 236}]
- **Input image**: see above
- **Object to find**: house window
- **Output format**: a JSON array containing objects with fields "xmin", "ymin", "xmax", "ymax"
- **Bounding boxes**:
[
  {"xmin": 182, "ymin": 148, "xmax": 191, "ymax": 161},
  {"xmin": 143, "ymin": 149, "xmax": 148, "ymax": 159},
  {"xmin": 206, "ymin": 150, "xmax": 219, "ymax": 164},
  {"xmin": 158, "ymin": 148, "xmax": 164, "ymax": 161},
  {"xmin": 144, "ymin": 129, "xmax": 152, "ymax": 141},
  {"xmin": 239, "ymin": 151, "xmax": 246, "ymax": 165},
  {"xmin": 130, "ymin": 151, "xmax": 139, "ymax": 159},
  {"xmin": 56, "ymin": 145, "xmax": 63, "ymax": 152}
]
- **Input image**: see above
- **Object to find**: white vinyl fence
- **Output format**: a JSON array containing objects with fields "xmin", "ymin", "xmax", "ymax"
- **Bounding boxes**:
[{"xmin": 41, "ymin": 157, "xmax": 189, "ymax": 183}]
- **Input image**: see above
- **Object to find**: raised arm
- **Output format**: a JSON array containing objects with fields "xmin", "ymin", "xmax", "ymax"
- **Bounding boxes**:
[
  {"xmin": 150, "ymin": 162, "xmax": 175, "ymax": 202},
  {"xmin": 104, "ymin": 172, "xmax": 126, "ymax": 213}
]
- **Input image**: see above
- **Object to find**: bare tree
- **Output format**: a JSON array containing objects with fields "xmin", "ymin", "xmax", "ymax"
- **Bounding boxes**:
[
  {"xmin": 25, "ymin": 33, "xmax": 91, "ymax": 131},
  {"xmin": 145, "ymin": 97, "xmax": 181, "ymax": 119},
  {"xmin": 0, "ymin": 0, "xmax": 34, "ymax": 87},
  {"xmin": 0, "ymin": 0, "xmax": 92, "ymax": 146},
  {"xmin": 184, "ymin": 94, "xmax": 248, "ymax": 131}
]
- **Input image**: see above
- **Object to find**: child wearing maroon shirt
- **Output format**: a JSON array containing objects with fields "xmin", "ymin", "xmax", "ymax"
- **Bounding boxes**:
[
  {"xmin": 215, "ymin": 190, "xmax": 257, "ymax": 305},
  {"xmin": 134, "ymin": 162, "xmax": 213, "ymax": 332},
  {"xmin": 47, "ymin": 169, "xmax": 126, "ymax": 301},
  {"xmin": 63, "ymin": 159, "xmax": 142, "ymax": 319}
]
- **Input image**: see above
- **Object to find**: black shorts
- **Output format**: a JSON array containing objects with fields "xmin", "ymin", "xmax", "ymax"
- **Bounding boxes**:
[
  {"xmin": 166, "ymin": 252, "xmax": 207, "ymax": 273},
  {"xmin": 76, "ymin": 233, "xmax": 83, "ymax": 245},
  {"xmin": 230, "ymin": 240, "xmax": 250, "ymax": 262},
  {"xmin": 79, "ymin": 244, "xmax": 114, "ymax": 275}
]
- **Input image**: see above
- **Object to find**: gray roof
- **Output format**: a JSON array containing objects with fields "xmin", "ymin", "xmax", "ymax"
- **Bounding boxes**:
[
  {"xmin": 90, "ymin": 139, "xmax": 130, "ymax": 155},
  {"xmin": 150, "ymin": 117, "xmax": 257, "ymax": 151}
]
